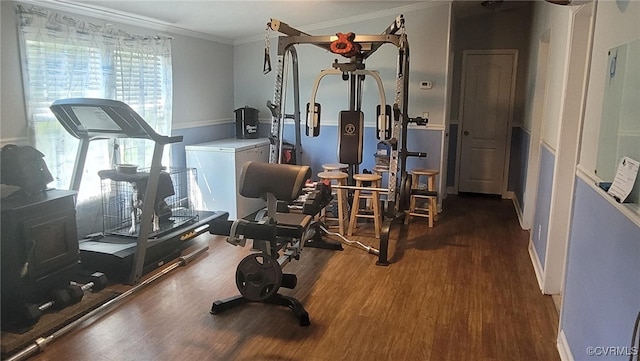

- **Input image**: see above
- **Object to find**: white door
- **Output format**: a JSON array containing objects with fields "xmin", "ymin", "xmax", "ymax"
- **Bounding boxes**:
[{"xmin": 458, "ymin": 50, "xmax": 517, "ymax": 195}]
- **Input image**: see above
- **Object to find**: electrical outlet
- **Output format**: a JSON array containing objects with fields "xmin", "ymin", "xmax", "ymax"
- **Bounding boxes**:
[
  {"xmin": 420, "ymin": 80, "xmax": 433, "ymax": 89},
  {"xmin": 422, "ymin": 112, "xmax": 429, "ymax": 119}
]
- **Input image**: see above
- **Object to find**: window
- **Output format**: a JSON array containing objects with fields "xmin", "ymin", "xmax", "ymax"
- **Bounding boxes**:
[{"xmin": 17, "ymin": 4, "xmax": 173, "ymax": 202}]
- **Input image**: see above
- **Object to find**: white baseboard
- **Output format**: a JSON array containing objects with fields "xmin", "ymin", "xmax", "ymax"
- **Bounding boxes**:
[
  {"xmin": 528, "ymin": 240, "xmax": 544, "ymax": 291},
  {"xmin": 510, "ymin": 193, "xmax": 527, "ymax": 230},
  {"xmin": 557, "ymin": 329, "xmax": 574, "ymax": 361},
  {"xmin": 504, "ymin": 190, "xmax": 515, "ymax": 200}
]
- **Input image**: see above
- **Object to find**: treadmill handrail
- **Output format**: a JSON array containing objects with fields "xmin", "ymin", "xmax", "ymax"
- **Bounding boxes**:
[{"xmin": 50, "ymin": 98, "xmax": 182, "ymax": 144}]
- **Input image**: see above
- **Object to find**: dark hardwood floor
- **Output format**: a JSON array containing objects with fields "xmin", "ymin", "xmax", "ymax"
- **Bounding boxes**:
[{"xmin": 29, "ymin": 194, "xmax": 560, "ymax": 361}]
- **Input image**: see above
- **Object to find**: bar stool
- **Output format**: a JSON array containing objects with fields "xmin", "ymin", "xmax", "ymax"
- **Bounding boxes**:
[
  {"xmin": 322, "ymin": 163, "xmax": 348, "ymax": 172},
  {"xmin": 317, "ymin": 171, "xmax": 348, "ymax": 234},
  {"xmin": 405, "ymin": 168, "xmax": 439, "ymax": 227},
  {"xmin": 348, "ymin": 173, "xmax": 382, "ymax": 238}
]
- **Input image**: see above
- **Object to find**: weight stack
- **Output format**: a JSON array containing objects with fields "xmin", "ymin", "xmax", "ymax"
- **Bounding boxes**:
[{"xmin": 234, "ymin": 106, "xmax": 259, "ymax": 139}]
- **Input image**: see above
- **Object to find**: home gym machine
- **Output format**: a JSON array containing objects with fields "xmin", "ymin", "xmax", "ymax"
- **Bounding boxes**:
[
  {"xmin": 264, "ymin": 16, "xmax": 428, "ymax": 265},
  {"xmin": 209, "ymin": 161, "xmax": 324, "ymax": 326},
  {"xmin": 50, "ymin": 98, "xmax": 229, "ymax": 285}
]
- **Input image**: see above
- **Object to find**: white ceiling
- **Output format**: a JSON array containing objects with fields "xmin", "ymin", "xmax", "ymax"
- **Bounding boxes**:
[
  {"xmin": 52, "ymin": 0, "xmax": 432, "ymax": 43},
  {"xmin": 46, "ymin": 0, "xmax": 520, "ymax": 43}
]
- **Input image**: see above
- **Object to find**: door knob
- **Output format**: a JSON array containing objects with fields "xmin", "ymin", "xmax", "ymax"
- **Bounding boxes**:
[{"xmin": 463, "ymin": 130, "xmax": 470, "ymax": 136}]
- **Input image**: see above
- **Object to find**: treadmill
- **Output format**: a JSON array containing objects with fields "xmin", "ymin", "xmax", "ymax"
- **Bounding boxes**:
[{"xmin": 50, "ymin": 98, "xmax": 229, "ymax": 284}]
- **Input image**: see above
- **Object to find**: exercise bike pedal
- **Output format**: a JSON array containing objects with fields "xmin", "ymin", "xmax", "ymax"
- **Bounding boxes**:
[{"xmin": 281, "ymin": 273, "xmax": 297, "ymax": 289}]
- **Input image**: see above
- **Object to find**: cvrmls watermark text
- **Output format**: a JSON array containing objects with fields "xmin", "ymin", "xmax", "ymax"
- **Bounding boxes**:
[{"xmin": 586, "ymin": 346, "xmax": 638, "ymax": 357}]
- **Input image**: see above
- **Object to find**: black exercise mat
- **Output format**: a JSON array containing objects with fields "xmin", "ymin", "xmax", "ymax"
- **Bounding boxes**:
[{"xmin": 1, "ymin": 289, "xmax": 119, "ymax": 358}]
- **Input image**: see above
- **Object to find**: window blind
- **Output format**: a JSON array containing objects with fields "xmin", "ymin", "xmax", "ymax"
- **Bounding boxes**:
[{"xmin": 17, "ymin": 4, "xmax": 173, "ymax": 201}]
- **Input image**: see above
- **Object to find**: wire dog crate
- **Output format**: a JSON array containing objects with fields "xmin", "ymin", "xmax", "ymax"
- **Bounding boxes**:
[{"xmin": 99, "ymin": 167, "xmax": 199, "ymax": 238}]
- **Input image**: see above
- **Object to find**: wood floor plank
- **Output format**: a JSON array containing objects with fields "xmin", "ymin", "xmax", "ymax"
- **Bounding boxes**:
[{"xmin": 23, "ymin": 194, "xmax": 560, "ymax": 361}]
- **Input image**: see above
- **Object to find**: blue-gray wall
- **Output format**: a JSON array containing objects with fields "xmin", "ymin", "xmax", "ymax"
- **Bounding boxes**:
[
  {"xmin": 532, "ymin": 145, "xmax": 554, "ymax": 268},
  {"xmin": 508, "ymin": 126, "xmax": 530, "ymax": 208},
  {"xmin": 447, "ymin": 123, "xmax": 458, "ymax": 187},
  {"xmin": 281, "ymin": 123, "xmax": 440, "ymax": 181},
  {"xmin": 561, "ymin": 177, "xmax": 640, "ymax": 360},
  {"xmin": 171, "ymin": 123, "xmax": 236, "ymax": 169},
  {"xmin": 447, "ymin": 124, "xmax": 530, "ymax": 206}
]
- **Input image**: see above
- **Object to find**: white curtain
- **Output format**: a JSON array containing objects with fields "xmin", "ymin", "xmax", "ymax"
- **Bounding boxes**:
[{"xmin": 16, "ymin": 4, "xmax": 173, "ymax": 202}]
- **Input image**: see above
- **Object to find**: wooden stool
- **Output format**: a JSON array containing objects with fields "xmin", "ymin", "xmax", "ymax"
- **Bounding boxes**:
[
  {"xmin": 322, "ymin": 163, "xmax": 348, "ymax": 172},
  {"xmin": 348, "ymin": 173, "xmax": 382, "ymax": 238},
  {"xmin": 317, "ymin": 171, "xmax": 348, "ymax": 234},
  {"xmin": 405, "ymin": 168, "xmax": 439, "ymax": 227}
]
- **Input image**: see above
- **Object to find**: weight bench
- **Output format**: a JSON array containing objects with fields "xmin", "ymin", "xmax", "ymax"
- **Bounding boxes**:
[{"xmin": 209, "ymin": 161, "xmax": 314, "ymax": 326}]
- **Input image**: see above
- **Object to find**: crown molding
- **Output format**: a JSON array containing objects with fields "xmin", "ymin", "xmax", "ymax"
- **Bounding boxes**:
[
  {"xmin": 234, "ymin": 1, "xmax": 447, "ymax": 45},
  {"xmin": 20, "ymin": 0, "xmax": 234, "ymax": 44},
  {"xmin": 19, "ymin": 1, "xmax": 447, "ymax": 46}
]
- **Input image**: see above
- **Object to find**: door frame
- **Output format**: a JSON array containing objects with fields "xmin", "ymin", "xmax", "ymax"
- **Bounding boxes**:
[
  {"xmin": 544, "ymin": 3, "xmax": 595, "ymax": 296},
  {"xmin": 454, "ymin": 49, "xmax": 519, "ymax": 197}
]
